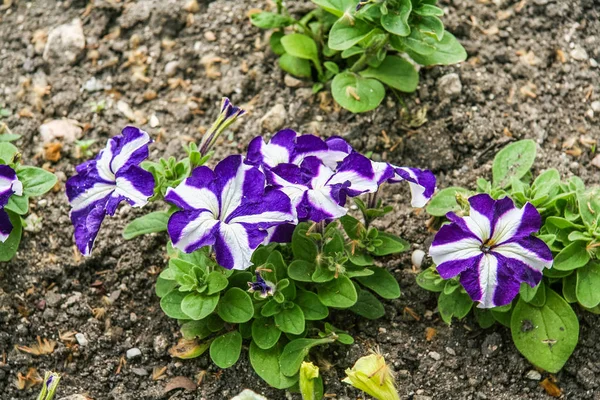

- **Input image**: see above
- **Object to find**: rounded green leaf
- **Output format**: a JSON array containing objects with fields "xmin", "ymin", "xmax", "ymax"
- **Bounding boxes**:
[
  {"xmin": 274, "ymin": 303, "xmax": 305, "ymax": 334},
  {"xmin": 181, "ymin": 320, "xmax": 213, "ymax": 340},
  {"xmin": 159, "ymin": 290, "xmax": 189, "ymax": 320},
  {"xmin": 405, "ymin": 31, "xmax": 467, "ymax": 66},
  {"xmin": 181, "ymin": 292, "xmax": 219, "ymax": 320},
  {"xmin": 252, "ymin": 317, "xmax": 282, "ymax": 350},
  {"xmin": 210, "ymin": 331, "xmax": 242, "ymax": 369},
  {"xmin": 576, "ymin": 261, "xmax": 600, "ymax": 308},
  {"xmin": 356, "ymin": 267, "xmax": 400, "ymax": 299},
  {"xmin": 279, "ymin": 53, "xmax": 312, "ymax": 78},
  {"xmin": 360, "ymin": 55, "xmax": 418, "ymax": 92},
  {"xmin": 328, "ymin": 17, "xmax": 374, "ymax": 51},
  {"xmin": 349, "ymin": 289, "xmax": 385, "ymax": 319},
  {"xmin": 380, "ymin": 0, "xmax": 411, "ymax": 37},
  {"xmin": 0, "ymin": 142, "xmax": 18, "ymax": 164},
  {"xmin": 370, "ymin": 231, "xmax": 410, "ymax": 256},
  {"xmin": 17, "ymin": 166, "xmax": 57, "ymax": 197},
  {"xmin": 249, "ymin": 342, "xmax": 299, "ymax": 389},
  {"xmin": 492, "ymin": 139, "xmax": 537, "ymax": 188},
  {"xmin": 4, "ymin": 194, "xmax": 29, "ymax": 215},
  {"xmin": 511, "ymin": 288, "xmax": 579, "ymax": 373},
  {"xmin": 281, "ymin": 34, "xmax": 319, "ymax": 61},
  {"xmin": 122, "ymin": 211, "xmax": 169, "ymax": 240},
  {"xmin": 317, "ymin": 275, "xmax": 357, "ymax": 308},
  {"xmin": 0, "ymin": 210, "xmax": 22, "ymax": 262},
  {"xmin": 206, "ymin": 271, "xmax": 229, "ymax": 295},
  {"xmin": 279, "ymin": 338, "xmax": 336, "ymax": 377},
  {"xmin": 331, "ymin": 72, "xmax": 385, "ymax": 113},
  {"xmin": 250, "ymin": 12, "xmax": 295, "ymax": 29},
  {"xmin": 553, "ymin": 241, "xmax": 590, "ymax": 271},
  {"xmin": 426, "ymin": 187, "xmax": 470, "ymax": 217},
  {"xmin": 311, "ymin": 0, "xmax": 357, "ymax": 17},
  {"xmin": 288, "ymin": 260, "xmax": 316, "ymax": 282},
  {"xmin": 294, "ymin": 290, "xmax": 329, "ymax": 320},
  {"xmin": 438, "ymin": 289, "xmax": 473, "ymax": 324},
  {"xmin": 217, "ymin": 287, "xmax": 254, "ymax": 323}
]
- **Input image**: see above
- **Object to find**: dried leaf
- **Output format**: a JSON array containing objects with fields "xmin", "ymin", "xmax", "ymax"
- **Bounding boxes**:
[
  {"xmin": 556, "ymin": 49, "xmax": 567, "ymax": 63},
  {"xmin": 540, "ymin": 378, "xmax": 561, "ymax": 397},
  {"xmin": 425, "ymin": 327, "xmax": 437, "ymax": 341},
  {"xmin": 152, "ymin": 366, "xmax": 167, "ymax": 381},
  {"xmin": 15, "ymin": 368, "xmax": 42, "ymax": 390},
  {"xmin": 520, "ymin": 82, "xmax": 537, "ymax": 98},
  {"xmin": 164, "ymin": 376, "xmax": 197, "ymax": 393},
  {"xmin": 44, "ymin": 142, "xmax": 63, "ymax": 162},
  {"xmin": 17, "ymin": 336, "xmax": 56, "ymax": 356}
]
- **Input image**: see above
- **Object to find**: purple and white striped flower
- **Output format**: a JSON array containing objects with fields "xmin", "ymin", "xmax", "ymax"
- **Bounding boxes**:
[
  {"xmin": 66, "ymin": 126, "xmax": 155, "ymax": 256},
  {"xmin": 165, "ymin": 155, "xmax": 296, "ymax": 270},
  {"xmin": 0, "ymin": 165, "xmax": 23, "ymax": 242},
  {"xmin": 248, "ymin": 271, "xmax": 275, "ymax": 298},
  {"xmin": 429, "ymin": 194, "xmax": 553, "ymax": 308},
  {"xmin": 199, "ymin": 98, "xmax": 246, "ymax": 156}
]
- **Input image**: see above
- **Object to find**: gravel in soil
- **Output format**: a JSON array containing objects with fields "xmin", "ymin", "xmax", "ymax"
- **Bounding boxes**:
[{"xmin": 0, "ymin": 0, "xmax": 599, "ymax": 399}]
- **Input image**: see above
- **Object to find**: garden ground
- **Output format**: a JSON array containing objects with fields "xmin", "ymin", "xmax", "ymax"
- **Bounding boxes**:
[{"xmin": 0, "ymin": 0, "xmax": 599, "ymax": 399}]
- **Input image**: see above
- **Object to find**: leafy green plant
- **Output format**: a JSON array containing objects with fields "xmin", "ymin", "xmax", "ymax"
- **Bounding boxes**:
[
  {"xmin": 420, "ymin": 139, "xmax": 600, "ymax": 373},
  {"xmin": 155, "ymin": 205, "xmax": 405, "ymax": 389},
  {"xmin": 251, "ymin": 0, "xmax": 466, "ymax": 112},
  {"xmin": 0, "ymin": 142, "xmax": 57, "ymax": 261}
]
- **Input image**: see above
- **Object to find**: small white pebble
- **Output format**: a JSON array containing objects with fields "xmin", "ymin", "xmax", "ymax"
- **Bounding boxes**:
[
  {"xmin": 412, "ymin": 249, "xmax": 426, "ymax": 268},
  {"xmin": 429, "ymin": 351, "xmax": 441, "ymax": 361},
  {"xmin": 75, "ymin": 333, "xmax": 88, "ymax": 347},
  {"xmin": 126, "ymin": 347, "xmax": 142, "ymax": 359},
  {"xmin": 445, "ymin": 347, "xmax": 456, "ymax": 356},
  {"xmin": 525, "ymin": 370, "xmax": 542, "ymax": 381}
]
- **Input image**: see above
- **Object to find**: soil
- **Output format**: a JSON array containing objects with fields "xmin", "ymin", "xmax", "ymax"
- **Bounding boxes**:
[{"xmin": 1, "ymin": 0, "xmax": 599, "ymax": 399}]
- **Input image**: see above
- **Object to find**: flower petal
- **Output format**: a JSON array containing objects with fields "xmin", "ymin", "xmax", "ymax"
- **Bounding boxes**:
[
  {"xmin": 494, "ymin": 236, "xmax": 553, "ymax": 273},
  {"xmin": 246, "ymin": 129, "xmax": 297, "ymax": 169},
  {"xmin": 264, "ymin": 223, "xmax": 296, "ymax": 244},
  {"xmin": 226, "ymin": 189, "xmax": 296, "ymax": 228},
  {"xmin": 109, "ymin": 126, "xmax": 152, "ymax": 175},
  {"xmin": 215, "ymin": 155, "xmax": 265, "ymax": 220},
  {"xmin": 164, "ymin": 166, "xmax": 219, "ymax": 214},
  {"xmin": 0, "ymin": 165, "xmax": 22, "ymax": 206},
  {"xmin": 302, "ymin": 187, "xmax": 348, "ymax": 222},
  {"xmin": 491, "ymin": 201, "xmax": 542, "ymax": 245},
  {"xmin": 392, "ymin": 167, "xmax": 437, "ymax": 208},
  {"xmin": 465, "ymin": 253, "xmax": 523, "ymax": 308},
  {"xmin": 429, "ymin": 231, "xmax": 482, "ymax": 279},
  {"xmin": 70, "ymin": 194, "xmax": 111, "ymax": 256},
  {"xmin": 105, "ymin": 165, "xmax": 155, "ymax": 215},
  {"xmin": 0, "ymin": 208, "xmax": 13, "ymax": 242},
  {"xmin": 168, "ymin": 209, "xmax": 220, "ymax": 253},
  {"xmin": 215, "ymin": 222, "xmax": 267, "ymax": 270},
  {"xmin": 328, "ymin": 153, "xmax": 378, "ymax": 196}
]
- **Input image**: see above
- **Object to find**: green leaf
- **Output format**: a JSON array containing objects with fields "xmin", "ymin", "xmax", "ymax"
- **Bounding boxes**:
[
  {"xmin": 217, "ymin": 288, "xmax": 254, "ymax": 323},
  {"xmin": 0, "ymin": 142, "xmax": 18, "ymax": 164},
  {"xmin": 0, "ymin": 211, "xmax": 22, "ymax": 262},
  {"xmin": 404, "ymin": 31, "xmax": 467, "ymax": 66},
  {"xmin": 418, "ymin": 15, "xmax": 444, "ymax": 40},
  {"xmin": 0, "ymin": 133, "xmax": 21, "ymax": 142},
  {"xmin": 292, "ymin": 223, "xmax": 319, "ymax": 262},
  {"xmin": 227, "ymin": 271, "xmax": 254, "ymax": 290},
  {"xmin": 280, "ymin": 338, "xmax": 336, "ymax": 377},
  {"xmin": 416, "ymin": 267, "xmax": 445, "ymax": 292},
  {"xmin": 294, "ymin": 290, "xmax": 329, "ymax": 320},
  {"xmin": 425, "ymin": 187, "xmax": 469, "ymax": 217},
  {"xmin": 356, "ymin": 267, "xmax": 400, "ymax": 299},
  {"xmin": 279, "ymin": 54, "xmax": 312, "ymax": 78},
  {"xmin": 210, "ymin": 331, "xmax": 242, "ymax": 369},
  {"xmin": 438, "ymin": 289, "xmax": 473, "ymax": 324},
  {"xmin": 328, "ymin": 17, "xmax": 374, "ymax": 51},
  {"xmin": 250, "ymin": 12, "xmax": 295, "ymax": 29},
  {"xmin": 576, "ymin": 261, "xmax": 600, "ymax": 308},
  {"xmin": 553, "ymin": 241, "xmax": 590, "ymax": 271},
  {"xmin": 577, "ymin": 188, "xmax": 600, "ymax": 229},
  {"xmin": 331, "ymin": 71, "xmax": 385, "ymax": 113},
  {"xmin": 181, "ymin": 292, "xmax": 219, "ymax": 320},
  {"xmin": 17, "ymin": 166, "xmax": 57, "ymax": 197},
  {"xmin": 370, "ymin": 231, "xmax": 409, "ymax": 256},
  {"xmin": 281, "ymin": 34, "xmax": 319, "ymax": 62},
  {"xmin": 349, "ymin": 289, "xmax": 385, "ymax": 319},
  {"xmin": 288, "ymin": 260, "xmax": 316, "ymax": 282},
  {"xmin": 159, "ymin": 290, "xmax": 189, "ymax": 320},
  {"xmin": 324, "ymin": 61, "xmax": 340, "ymax": 74},
  {"xmin": 545, "ymin": 217, "xmax": 584, "ymax": 230},
  {"xmin": 491, "ymin": 140, "xmax": 537, "ymax": 189},
  {"xmin": 181, "ymin": 320, "xmax": 213, "ymax": 340},
  {"xmin": 155, "ymin": 277, "xmax": 177, "ymax": 298},
  {"xmin": 311, "ymin": 0, "xmax": 356, "ymax": 17},
  {"xmin": 520, "ymin": 281, "xmax": 546, "ymax": 307},
  {"xmin": 249, "ymin": 342, "xmax": 298, "ymax": 389},
  {"xmin": 339, "ymin": 215, "xmax": 363, "ymax": 239},
  {"xmin": 511, "ymin": 287, "xmax": 579, "ymax": 373},
  {"xmin": 252, "ymin": 317, "xmax": 282, "ymax": 350},
  {"xmin": 4, "ymin": 194, "xmax": 29, "ymax": 215},
  {"xmin": 317, "ymin": 275, "xmax": 358, "ymax": 308},
  {"xmin": 269, "ymin": 31, "xmax": 286, "ymax": 55},
  {"xmin": 206, "ymin": 271, "xmax": 229, "ymax": 295},
  {"xmin": 562, "ymin": 273, "xmax": 578, "ymax": 303},
  {"xmin": 413, "ymin": 4, "xmax": 444, "ymax": 16},
  {"xmin": 380, "ymin": 0, "xmax": 411, "ymax": 36},
  {"xmin": 360, "ymin": 55, "xmax": 418, "ymax": 92},
  {"xmin": 275, "ymin": 303, "xmax": 306, "ymax": 334},
  {"xmin": 122, "ymin": 211, "xmax": 169, "ymax": 240},
  {"xmin": 474, "ymin": 308, "xmax": 496, "ymax": 329},
  {"xmin": 261, "ymin": 299, "xmax": 283, "ymax": 317},
  {"xmin": 532, "ymin": 169, "xmax": 560, "ymax": 199}
]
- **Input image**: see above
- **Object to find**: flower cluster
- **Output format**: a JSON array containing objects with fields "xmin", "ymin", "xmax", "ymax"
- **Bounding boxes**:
[
  {"xmin": 0, "ymin": 165, "xmax": 23, "ymax": 242},
  {"xmin": 429, "ymin": 194, "xmax": 553, "ymax": 308},
  {"xmin": 66, "ymin": 126, "xmax": 155, "ymax": 256}
]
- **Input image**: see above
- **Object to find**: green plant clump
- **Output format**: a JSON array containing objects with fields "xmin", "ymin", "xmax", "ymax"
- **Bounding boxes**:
[
  {"xmin": 251, "ymin": 0, "xmax": 467, "ymax": 113},
  {"xmin": 420, "ymin": 139, "xmax": 600, "ymax": 373}
]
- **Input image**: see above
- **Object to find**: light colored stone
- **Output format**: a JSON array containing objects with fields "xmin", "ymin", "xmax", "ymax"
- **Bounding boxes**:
[
  {"xmin": 126, "ymin": 347, "xmax": 142, "ymax": 359},
  {"xmin": 57, "ymin": 395, "xmax": 91, "ymax": 400},
  {"xmin": 428, "ymin": 351, "xmax": 441, "ymax": 361},
  {"xmin": 284, "ymin": 74, "xmax": 303, "ymax": 88},
  {"xmin": 232, "ymin": 390, "xmax": 268, "ymax": 400},
  {"xmin": 23, "ymin": 214, "xmax": 42, "ymax": 233},
  {"xmin": 591, "ymin": 101, "xmax": 600, "ymax": 113},
  {"xmin": 437, "ymin": 73, "xmax": 462, "ymax": 98},
  {"xmin": 149, "ymin": 113, "xmax": 160, "ymax": 128},
  {"xmin": 260, "ymin": 104, "xmax": 287, "ymax": 132},
  {"xmin": 525, "ymin": 370, "xmax": 542, "ymax": 381},
  {"xmin": 570, "ymin": 46, "xmax": 589, "ymax": 61},
  {"xmin": 591, "ymin": 154, "xmax": 600, "ymax": 169},
  {"xmin": 412, "ymin": 249, "xmax": 426, "ymax": 268},
  {"xmin": 445, "ymin": 347, "xmax": 456, "ymax": 356},
  {"xmin": 164, "ymin": 60, "xmax": 180, "ymax": 77},
  {"xmin": 39, "ymin": 119, "xmax": 82, "ymax": 144},
  {"xmin": 43, "ymin": 18, "xmax": 86, "ymax": 65},
  {"xmin": 204, "ymin": 31, "xmax": 217, "ymax": 41},
  {"xmin": 82, "ymin": 77, "xmax": 104, "ymax": 92},
  {"xmin": 117, "ymin": 100, "xmax": 136, "ymax": 121},
  {"xmin": 75, "ymin": 333, "xmax": 89, "ymax": 347}
]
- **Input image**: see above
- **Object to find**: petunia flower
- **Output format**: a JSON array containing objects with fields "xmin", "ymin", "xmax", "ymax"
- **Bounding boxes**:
[
  {"xmin": 66, "ymin": 126, "xmax": 155, "ymax": 256},
  {"xmin": 0, "ymin": 165, "xmax": 23, "ymax": 242},
  {"xmin": 247, "ymin": 271, "xmax": 275, "ymax": 298},
  {"xmin": 165, "ymin": 155, "xmax": 296, "ymax": 270},
  {"xmin": 429, "ymin": 194, "xmax": 553, "ymax": 308},
  {"xmin": 199, "ymin": 98, "xmax": 245, "ymax": 156}
]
